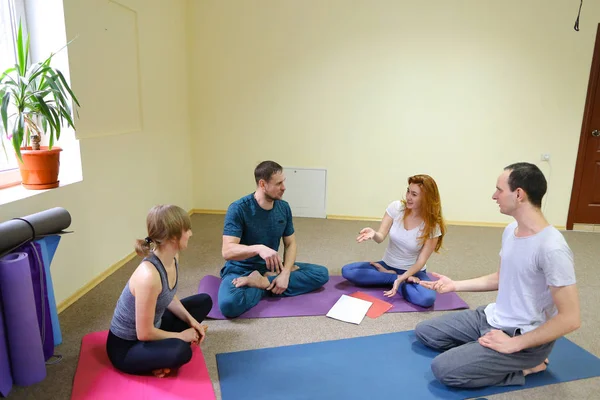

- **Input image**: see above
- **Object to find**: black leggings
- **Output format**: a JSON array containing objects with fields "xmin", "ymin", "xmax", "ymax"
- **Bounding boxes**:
[{"xmin": 106, "ymin": 293, "xmax": 213, "ymax": 375}]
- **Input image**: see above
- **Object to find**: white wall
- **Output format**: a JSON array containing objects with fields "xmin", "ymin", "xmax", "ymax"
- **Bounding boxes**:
[
  {"xmin": 0, "ymin": 0, "xmax": 193, "ymax": 305},
  {"xmin": 188, "ymin": 0, "xmax": 600, "ymax": 226}
]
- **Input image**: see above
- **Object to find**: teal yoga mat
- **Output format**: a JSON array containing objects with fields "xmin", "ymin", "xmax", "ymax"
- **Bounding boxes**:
[
  {"xmin": 216, "ymin": 330, "xmax": 600, "ymax": 400},
  {"xmin": 35, "ymin": 236, "xmax": 62, "ymax": 345}
]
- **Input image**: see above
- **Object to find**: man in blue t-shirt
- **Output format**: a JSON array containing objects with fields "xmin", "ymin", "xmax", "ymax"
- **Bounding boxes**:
[{"xmin": 218, "ymin": 160, "xmax": 329, "ymax": 318}]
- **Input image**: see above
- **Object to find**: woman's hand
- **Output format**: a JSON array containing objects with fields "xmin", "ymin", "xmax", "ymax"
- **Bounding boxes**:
[
  {"xmin": 195, "ymin": 326, "xmax": 208, "ymax": 345},
  {"xmin": 180, "ymin": 327, "xmax": 201, "ymax": 344},
  {"xmin": 384, "ymin": 277, "xmax": 403, "ymax": 297},
  {"xmin": 189, "ymin": 319, "xmax": 208, "ymax": 344},
  {"xmin": 357, "ymin": 228, "xmax": 376, "ymax": 243}
]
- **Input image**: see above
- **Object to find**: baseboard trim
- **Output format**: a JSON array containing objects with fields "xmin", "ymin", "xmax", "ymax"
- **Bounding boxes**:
[
  {"xmin": 57, "ymin": 250, "xmax": 137, "ymax": 313},
  {"xmin": 327, "ymin": 214, "xmax": 508, "ymax": 226},
  {"xmin": 190, "ymin": 209, "xmax": 227, "ymax": 215},
  {"xmin": 57, "ymin": 207, "xmax": 218, "ymax": 314},
  {"xmin": 447, "ymin": 221, "xmax": 566, "ymax": 230},
  {"xmin": 446, "ymin": 220, "xmax": 507, "ymax": 228},
  {"xmin": 326, "ymin": 214, "xmax": 381, "ymax": 221},
  {"xmin": 327, "ymin": 215, "xmax": 565, "ymax": 230}
]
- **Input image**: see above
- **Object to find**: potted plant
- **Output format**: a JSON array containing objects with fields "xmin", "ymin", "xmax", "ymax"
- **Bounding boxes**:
[{"xmin": 0, "ymin": 22, "xmax": 80, "ymax": 189}]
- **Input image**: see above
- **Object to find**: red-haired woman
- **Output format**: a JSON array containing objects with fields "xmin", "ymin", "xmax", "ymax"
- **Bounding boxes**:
[{"xmin": 342, "ymin": 175, "xmax": 446, "ymax": 308}]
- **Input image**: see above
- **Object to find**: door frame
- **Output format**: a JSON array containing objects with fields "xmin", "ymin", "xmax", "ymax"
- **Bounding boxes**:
[{"xmin": 567, "ymin": 23, "xmax": 600, "ymax": 230}]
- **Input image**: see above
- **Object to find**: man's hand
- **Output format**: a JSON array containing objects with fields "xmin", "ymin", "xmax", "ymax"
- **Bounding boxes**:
[
  {"xmin": 267, "ymin": 270, "xmax": 290, "ymax": 295},
  {"xmin": 478, "ymin": 330, "xmax": 521, "ymax": 354},
  {"xmin": 258, "ymin": 245, "xmax": 282, "ymax": 273},
  {"xmin": 419, "ymin": 272, "xmax": 456, "ymax": 294}
]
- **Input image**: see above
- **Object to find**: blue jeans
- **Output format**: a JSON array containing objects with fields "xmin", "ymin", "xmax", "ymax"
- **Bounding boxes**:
[
  {"xmin": 218, "ymin": 262, "xmax": 329, "ymax": 318},
  {"xmin": 341, "ymin": 260, "xmax": 436, "ymax": 308}
]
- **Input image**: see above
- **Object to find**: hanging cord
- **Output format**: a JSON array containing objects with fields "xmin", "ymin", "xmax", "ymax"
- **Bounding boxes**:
[
  {"xmin": 574, "ymin": 0, "xmax": 584, "ymax": 31},
  {"xmin": 29, "ymin": 242, "xmax": 62, "ymax": 365}
]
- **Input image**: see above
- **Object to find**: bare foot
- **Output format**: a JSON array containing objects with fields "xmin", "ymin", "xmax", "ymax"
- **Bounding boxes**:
[
  {"xmin": 370, "ymin": 262, "xmax": 396, "ymax": 274},
  {"xmin": 523, "ymin": 359, "xmax": 548, "ymax": 377},
  {"xmin": 232, "ymin": 270, "xmax": 270, "ymax": 289},
  {"xmin": 152, "ymin": 368, "xmax": 171, "ymax": 378}
]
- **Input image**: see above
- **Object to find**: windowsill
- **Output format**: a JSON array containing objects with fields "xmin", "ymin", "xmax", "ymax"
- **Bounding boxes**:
[
  {"xmin": 0, "ymin": 174, "xmax": 83, "ymax": 206},
  {"xmin": 0, "ymin": 140, "xmax": 83, "ymax": 206}
]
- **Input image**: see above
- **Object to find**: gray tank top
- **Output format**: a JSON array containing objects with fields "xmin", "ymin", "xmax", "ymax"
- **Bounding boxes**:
[{"xmin": 109, "ymin": 252, "xmax": 178, "ymax": 340}]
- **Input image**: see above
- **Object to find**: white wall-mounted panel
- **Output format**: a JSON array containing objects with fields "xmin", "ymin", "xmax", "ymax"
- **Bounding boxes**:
[{"xmin": 283, "ymin": 167, "xmax": 327, "ymax": 218}]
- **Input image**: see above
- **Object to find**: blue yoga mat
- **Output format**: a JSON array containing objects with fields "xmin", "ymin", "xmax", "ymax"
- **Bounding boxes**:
[
  {"xmin": 217, "ymin": 330, "xmax": 600, "ymax": 400},
  {"xmin": 35, "ymin": 236, "xmax": 62, "ymax": 345}
]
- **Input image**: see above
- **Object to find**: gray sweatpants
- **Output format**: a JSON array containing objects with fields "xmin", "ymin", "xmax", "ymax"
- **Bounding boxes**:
[{"xmin": 415, "ymin": 306, "xmax": 554, "ymax": 388}]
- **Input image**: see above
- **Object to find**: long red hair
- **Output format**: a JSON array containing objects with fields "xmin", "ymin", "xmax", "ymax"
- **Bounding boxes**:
[{"xmin": 401, "ymin": 174, "xmax": 446, "ymax": 252}]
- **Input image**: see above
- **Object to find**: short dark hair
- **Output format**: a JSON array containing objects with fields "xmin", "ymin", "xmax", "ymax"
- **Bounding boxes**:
[
  {"xmin": 254, "ymin": 161, "xmax": 283, "ymax": 185},
  {"xmin": 504, "ymin": 162, "xmax": 547, "ymax": 208}
]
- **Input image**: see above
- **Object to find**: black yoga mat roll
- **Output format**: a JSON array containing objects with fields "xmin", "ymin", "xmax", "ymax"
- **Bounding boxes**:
[{"xmin": 0, "ymin": 207, "xmax": 72, "ymax": 258}]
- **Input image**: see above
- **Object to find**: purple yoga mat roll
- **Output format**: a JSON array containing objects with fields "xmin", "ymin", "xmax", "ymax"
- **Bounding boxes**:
[
  {"xmin": 17, "ymin": 242, "xmax": 54, "ymax": 361},
  {"xmin": 0, "ymin": 252, "xmax": 46, "ymax": 386},
  {"xmin": 0, "ymin": 297, "xmax": 13, "ymax": 396}
]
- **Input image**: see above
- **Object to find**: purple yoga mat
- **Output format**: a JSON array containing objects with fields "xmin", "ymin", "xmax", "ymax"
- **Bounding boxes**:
[
  {"xmin": 198, "ymin": 275, "xmax": 469, "ymax": 319},
  {"xmin": 17, "ymin": 242, "xmax": 54, "ymax": 361},
  {"xmin": 0, "ymin": 252, "xmax": 46, "ymax": 386},
  {"xmin": 0, "ymin": 294, "xmax": 13, "ymax": 396}
]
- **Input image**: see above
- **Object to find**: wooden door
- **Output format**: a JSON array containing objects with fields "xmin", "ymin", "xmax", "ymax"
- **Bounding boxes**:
[{"xmin": 567, "ymin": 24, "xmax": 600, "ymax": 229}]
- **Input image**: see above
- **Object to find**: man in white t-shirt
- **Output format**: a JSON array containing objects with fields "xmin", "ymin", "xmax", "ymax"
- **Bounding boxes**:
[{"xmin": 416, "ymin": 162, "xmax": 580, "ymax": 388}]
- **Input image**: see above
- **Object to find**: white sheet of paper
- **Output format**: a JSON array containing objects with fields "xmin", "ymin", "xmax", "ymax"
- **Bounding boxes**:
[{"xmin": 326, "ymin": 295, "xmax": 372, "ymax": 324}]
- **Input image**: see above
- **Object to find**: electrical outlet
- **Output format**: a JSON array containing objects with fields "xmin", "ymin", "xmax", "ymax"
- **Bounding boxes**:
[{"xmin": 541, "ymin": 153, "xmax": 551, "ymax": 162}]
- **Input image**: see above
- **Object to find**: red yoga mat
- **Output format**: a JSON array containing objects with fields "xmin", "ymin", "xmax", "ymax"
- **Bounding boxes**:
[{"xmin": 71, "ymin": 331, "xmax": 216, "ymax": 400}]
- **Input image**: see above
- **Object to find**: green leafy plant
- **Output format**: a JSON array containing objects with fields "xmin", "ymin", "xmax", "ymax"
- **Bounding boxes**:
[{"xmin": 0, "ymin": 21, "xmax": 80, "ymax": 162}]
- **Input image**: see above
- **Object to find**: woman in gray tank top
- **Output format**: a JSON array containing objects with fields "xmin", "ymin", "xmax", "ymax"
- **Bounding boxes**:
[{"xmin": 106, "ymin": 205, "xmax": 213, "ymax": 377}]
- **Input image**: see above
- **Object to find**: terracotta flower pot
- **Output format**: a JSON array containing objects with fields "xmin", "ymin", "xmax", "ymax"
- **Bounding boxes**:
[{"xmin": 18, "ymin": 146, "xmax": 62, "ymax": 190}]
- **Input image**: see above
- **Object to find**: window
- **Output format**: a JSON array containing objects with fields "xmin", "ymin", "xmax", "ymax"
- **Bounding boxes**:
[
  {"xmin": 0, "ymin": 0, "xmax": 27, "ymax": 188},
  {"xmin": 0, "ymin": 0, "xmax": 81, "ymax": 200}
]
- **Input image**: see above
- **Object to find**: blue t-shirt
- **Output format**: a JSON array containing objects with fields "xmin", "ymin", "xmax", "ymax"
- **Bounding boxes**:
[{"xmin": 221, "ymin": 193, "xmax": 294, "ymax": 274}]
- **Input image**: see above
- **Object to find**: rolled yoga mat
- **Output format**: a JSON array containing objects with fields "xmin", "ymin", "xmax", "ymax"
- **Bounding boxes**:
[
  {"xmin": 0, "ymin": 207, "xmax": 71, "ymax": 258},
  {"xmin": 217, "ymin": 330, "xmax": 600, "ymax": 400},
  {"xmin": 0, "ymin": 252, "xmax": 46, "ymax": 386},
  {"xmin": 17, "ymin": 242, "xmax": 54, "ymax": 360},
  {"xmin": 198, "ymin": 275, "xmax": 469, "ymax": 319},
  {"xmin": 36, "ymin": 236, "xmax": 63, "ymax": 345},
  {"xmin": 0, "ymin": 296, "xmax": 13, "ymax": 397}
]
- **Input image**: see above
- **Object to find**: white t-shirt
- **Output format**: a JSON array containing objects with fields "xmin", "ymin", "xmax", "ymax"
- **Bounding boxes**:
[
  {"xmin": 381, "ymin": 200, "xmax": 441, "ymax": 270},
  {"xmin": 484, "ymin": 221, "xmax": 576, "ymax": 334}
]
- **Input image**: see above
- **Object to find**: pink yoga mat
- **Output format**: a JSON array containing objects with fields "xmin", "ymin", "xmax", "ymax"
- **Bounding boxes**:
[
  {"xmin": 198, "ymin": 275, "xmax": 469, "ymax": 319},
  {"xmin": 71, "ymin": 331, "xmax": 216, "ymax": 400}
]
